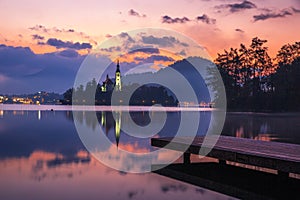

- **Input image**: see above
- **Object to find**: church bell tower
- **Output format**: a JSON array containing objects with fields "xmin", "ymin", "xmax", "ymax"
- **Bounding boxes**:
[{"xmin": 115, "ymin": 60, "xmax": 121, "ymax": 91}]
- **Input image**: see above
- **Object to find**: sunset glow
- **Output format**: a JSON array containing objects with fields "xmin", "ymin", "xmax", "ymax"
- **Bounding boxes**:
[{"xmin": 0, "ymin": 0, "xmax": 300, "ymax": 94}]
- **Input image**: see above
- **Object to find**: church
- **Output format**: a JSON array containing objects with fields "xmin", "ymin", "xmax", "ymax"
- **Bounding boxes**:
[{"xmin": 101, "ymin": 60, "xmax": 122, "ymax": 92}]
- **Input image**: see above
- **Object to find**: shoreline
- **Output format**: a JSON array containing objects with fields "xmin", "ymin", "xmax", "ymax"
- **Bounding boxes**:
[
  {"xmin": 0, "ymin": 104, "xmax": 215, "ymax": 112},
  {"xmin": 227, "ymin": 111, "xmax": 300, "ymax": 117},
  {"xmin": 1, "ymin": 104, "xmax": 299, "ymax": 115}
]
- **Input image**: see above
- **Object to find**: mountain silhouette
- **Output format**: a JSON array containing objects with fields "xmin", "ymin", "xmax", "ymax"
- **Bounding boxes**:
[{"xmin": 122, "ymin": 56, "xmax": 211, "ymax": 103}]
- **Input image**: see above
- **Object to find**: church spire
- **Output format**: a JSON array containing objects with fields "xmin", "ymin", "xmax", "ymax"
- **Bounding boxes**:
[{"xmin": 116, "ymin": 59, "xmax": 120, "ymax": 73}]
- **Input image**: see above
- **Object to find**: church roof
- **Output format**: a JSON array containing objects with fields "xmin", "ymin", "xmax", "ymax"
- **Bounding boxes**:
[{"xmin": 104, "ymin": 74, "xmax": 113, "ymax": 85}]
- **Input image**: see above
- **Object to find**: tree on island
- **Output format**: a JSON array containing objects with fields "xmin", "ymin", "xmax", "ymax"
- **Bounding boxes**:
[{"xmin": 62, "ymin": 79, "xmax": 178, "ymax": 106}]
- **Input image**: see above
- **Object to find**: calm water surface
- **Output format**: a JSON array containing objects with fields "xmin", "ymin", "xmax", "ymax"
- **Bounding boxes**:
[{"xmin": 0, "ymin": 107, "xmax": 299, "ymax": 200}]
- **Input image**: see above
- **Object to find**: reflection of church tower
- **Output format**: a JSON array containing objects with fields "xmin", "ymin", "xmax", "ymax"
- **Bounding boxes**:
[
  {"xmin": 101, "ymin": 111, "xmax": 106, "ymax": 126},
  {"xmin": 115, "ymin": 60, "xmax": 121, "ymax": 91},
  {"xmin": 114, "ymin": 111, "xmax": 121, "ymax": 148}
]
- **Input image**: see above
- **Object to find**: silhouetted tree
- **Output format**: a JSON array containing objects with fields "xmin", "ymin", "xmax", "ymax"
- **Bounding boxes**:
[
  {"xmin": 215, "ymin": 37, "xmax": 275, "ymax": 111},
  {"xmin": 273, "ymin": 41, "xmax": 300, "ymax": 111},
  {"xmin": 276, "ymin": 42, "xmax": 300, "ymax": 65},
  {"xmin": 63, "ymin": 88, "xmax": 74, "ymax": 104}
]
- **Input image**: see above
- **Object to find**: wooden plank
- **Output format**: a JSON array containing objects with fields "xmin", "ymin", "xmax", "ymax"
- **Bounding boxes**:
[{"xmin": 151, "ymin": 136, "xmax": 300, "ymax": 174}]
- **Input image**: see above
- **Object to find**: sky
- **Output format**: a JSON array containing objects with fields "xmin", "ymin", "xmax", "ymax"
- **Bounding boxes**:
[{"xmin": 0, "ymin": 0, "xmax": 300, "ymax": 94}]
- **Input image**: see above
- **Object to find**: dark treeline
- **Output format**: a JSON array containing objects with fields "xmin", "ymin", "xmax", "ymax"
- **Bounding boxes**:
[
  {"xmin": 62, "ymin": 37, "xmax": 300, "ymax": 111},
  {"xmin": 62, "ymin": 80, "xmax": 178, "ymax": 106},
  {"xmin": 214, "ymin": 38, "xmax": 300, "ymax": 112}
]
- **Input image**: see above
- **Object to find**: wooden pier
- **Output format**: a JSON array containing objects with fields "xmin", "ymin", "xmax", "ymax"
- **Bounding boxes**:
[{"xmin": 151, "ymin": 136, "xmax": 300, "ymax": 176}]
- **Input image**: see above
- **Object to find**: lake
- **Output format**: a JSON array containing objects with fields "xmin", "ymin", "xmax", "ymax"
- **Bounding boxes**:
[{"xmin": 0, "ymin": 105, "xmax": 300, "ymax": 200}]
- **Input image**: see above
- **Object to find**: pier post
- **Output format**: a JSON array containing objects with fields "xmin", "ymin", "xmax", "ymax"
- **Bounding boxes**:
[
  {"xmin": 183, "ymin": 152, "xmax": 191, "ymax": 164},
  {"xmin": 278, "ymin": 171, "xmax": 289, "ymax": 179},
  {"xmin": 219, "ymin": 159, "xmax": 227, "ymax": 165}
]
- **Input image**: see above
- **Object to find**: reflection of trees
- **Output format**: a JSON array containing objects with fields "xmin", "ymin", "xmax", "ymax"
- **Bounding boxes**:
[
  {"xmin": 222, "ymin": 113, "xmax": 300, "ymax": 144},
  {"xmin": 97, "ymin": 111, "xmax": 151, "ymax": 147},
  {"xmin": 222, "ymin": 115, "xmax": 268, "ymax": 139},
  {"xmin": 65, "ymin": 111, "xmax": 73, "ymax": 121},
  {"xmin": 97, "ymin": 111, "xmax": 114, "ymax": 135},
  {"xmin": 76, "ymin": 110, "xmax": 211, "ymax": 147},
  {"xmin": 72, "ymin": 111, "xmax": 98, "ymax": 131}
]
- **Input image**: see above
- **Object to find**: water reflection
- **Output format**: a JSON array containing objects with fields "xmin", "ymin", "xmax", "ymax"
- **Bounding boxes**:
[
  {"xmin": 0, "ymin": 110, "xmax": 4, "ymax": 118},
  {"xmin": 0, "ymin": 110, "xmax": 228, "ymax": 200},
  {"xmin": 222, "ymin": 113, "xmax": 300, "ymax": 144},
  {"xmin": 1, "ymin": 109, "xmax": 300, "ymax": 199},
  {"xmin": 38, "ymin": 110, "xmax": 41, "ymax": 120},
  {"xmin": 115, "ymin": 111, "xmax": 121, "ymax": 147},
  {"xmin": 71, "ymin": 110, "xmax": 211, "ymax": 152},
  {"xmin": 67, "ymin": 108, "xmax": 214, "ymax": 173}
]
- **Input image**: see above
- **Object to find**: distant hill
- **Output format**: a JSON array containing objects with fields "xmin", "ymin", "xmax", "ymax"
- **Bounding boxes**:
[{"xmin": 122, "ymin": 56, "xmax": 211, "ymax": 103}]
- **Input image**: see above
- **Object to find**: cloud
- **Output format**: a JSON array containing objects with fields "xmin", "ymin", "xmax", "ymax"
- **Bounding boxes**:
[
  {"xmin": 100, "ymin": 46, "xmax": 122, "ymax": 53},
  {"xmin": 29, "ymin": 24, "xmax": 49, "ymax": 33},
  {"xmin": 0, "ymin": 44, "xmax": 85, "ymax": 94},
  {"xmin": 105, "ymin": 34, "xmax": 113, "ymax": 38},
  {"xmin": 29, "ymin": 25, "xmax": 77, "ymax": 34},
  {"xmin": 196, "ymin": 14, "xmax": 216, "ymax": 24},
  {"xmin": 162, "ymin": 15, "xmax": 190, "ymax": 24},
  {"xmin": 293, "ymin": 0, "xmax": 300, "ymax": 7},
  {"xmin": 235, "ymin": 28, "xmax": 245, "ymax": 33},
  {"xmin": 46, "ymin": 38, "xmax": 92, "ymax": 49},
  {"xmin": 216, "ymin": 0, "xmax": 257, "ymax": 13},
  {"xmin": 47, "ymin": 155, "xmax": 90, "ymax": 167},
  {"xmin": 37, "ymin": 41, "xmax": 45, "ymax": 45},
  {"xmin": 128, "ymin": 9, "xmax": 146, "ymax": 17},
  {"xmin": 58, "ymin": 49, "xmax": 79, "ymax": 58},
  {"xmin": 99, "ymin": 32, "xmax": 138, "ymax": 54},
  {"xmin": 162, "ymin": 14, "xmax": 216, "ymax": 25},
  {"xmin": 129, "ymin": 48, "xmax": 160, "ymax": 54},
  {"xmin": 253, "ymin": 8, "xmax": 294, "ymax": 22},
  {"xmin": 177, "ymin": 50, "xmax": 186, "ymax": 56},
  {"xmin": 135, "ymin": 55, "xmax": 174, "ymax": 62},
  {"xmin": 32, "ymin": 34, "xmax": 45, "ymax": 40},
  {"xmin": 28, "ymin": 25, "xmax": 96, "ymax": 45},
  {"xmin": 119, "ymin": 32, "xmax": 135, "ymax": 42},
  {"xmin": 51, "ymin": 27, "xmax": 77, "ymax": 34},
  {"xmin": 292, "ymin": 7, "xmax": 300, "ymax": 13},
  {"xmin": 141, "ymin": 35, "xmax": 188, "ymax": 47}
]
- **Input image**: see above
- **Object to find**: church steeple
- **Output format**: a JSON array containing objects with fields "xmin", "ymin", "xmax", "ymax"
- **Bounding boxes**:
[
  {"xmin": 116, "ymin": 59, "xmax": 120, "ymax": 72},
  {"xmin": 115, "ymin": 59, "xmax": 121, "ymax": 91}
]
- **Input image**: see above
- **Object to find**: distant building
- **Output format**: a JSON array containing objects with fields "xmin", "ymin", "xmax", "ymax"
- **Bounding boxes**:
[
  {"xmin": 101, "ymin": 60, "xmax": 122, "ymax": 92},
  {"xmin": 101, "ymin": 74, "xmax": 114, "ymax": 92}
]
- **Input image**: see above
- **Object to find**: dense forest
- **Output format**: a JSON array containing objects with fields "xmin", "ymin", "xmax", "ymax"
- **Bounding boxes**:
[
  {"xmin": 214, "ymin": 38, "xmax": 300, "ymax": 111},
  {"xmin": 62, "ymin": 38, "xmax": 300, "ymax": 112},
  {"xmin": 62, "ymin": 80, "xmax": 178, "ymax": 106}
]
